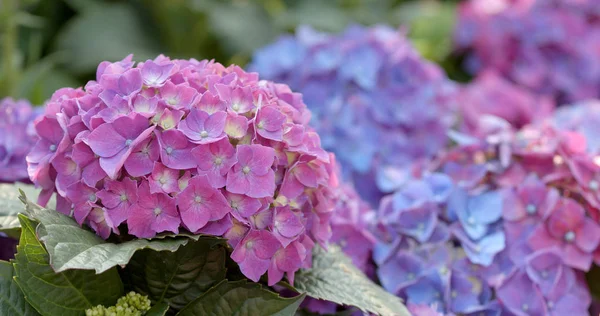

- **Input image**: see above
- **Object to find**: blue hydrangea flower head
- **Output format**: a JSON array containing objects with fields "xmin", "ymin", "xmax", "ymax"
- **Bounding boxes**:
[{"xmin": 250, "ymin": 25, "xmax": 457, "ymax": 206}]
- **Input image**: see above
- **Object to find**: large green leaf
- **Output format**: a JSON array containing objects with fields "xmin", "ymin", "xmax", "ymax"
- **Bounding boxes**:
[
  {"xmin": 294, "ymin": 246, "xmax": 410, "ymax": 316},
  {"xmin": 13, "ymin": 215, "xmax": 123, "ymax": 316},
  {"xmin": 20, "ymin": 193, "xmax": 194, "ymax": 274},
  {"xmin": 177, "ymin": 280, "xmax": 305, "ymax": 316},
  {"xmin": 0, "ymin": 183, "xmax": 47, "ymax": 237},
  {"xmin": 0, "ymin": 260, "xmax": 39, "ymax": 315},
  {"xmin": 126, "ymin": 238, "xmax": 227, "ymax": 310}
]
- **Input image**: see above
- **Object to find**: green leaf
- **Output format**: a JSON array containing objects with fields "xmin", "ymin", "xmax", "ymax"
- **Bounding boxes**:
[
  {"xmin": 146, "ymin": 302, "xmax": 170, "ymax": 316},
  {"xmin": 177, "ymin": 280, "xmax": 305, "ymax": 316},
  {"xmin": 126, "ymin": 238, "xmax": 227, "ymax": 310},
  {"xmin": 55, "ymin": 3, "xmax": 161, "ymax": 75},
  {"xmin": 13, "ymin": 214, "xmax": 124, "ymax": 316},
  {"xmin": 0, "ymin": 183, "xmax": 48, "ymax": 237},
  {"xmin": 0, "ymin": 260, "xmax": 39, "ymax": 315},
  {"xmin": 294, "ymin": 246, "xmax": 410, "ymax": 316},
  {"xmin": 20, "ymin": 194, "xmax": 194, "ymax": 274}
]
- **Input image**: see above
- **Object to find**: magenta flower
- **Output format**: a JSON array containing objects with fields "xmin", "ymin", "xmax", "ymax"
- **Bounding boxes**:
[
  {"xmin": 72, "ymin": 142, "xmax": 107, "ymax": 186},
  {"xmin": 267, "ymin": 240, "xmax": 305, "ymax": 286},
  {"xmin": 226, "ymin": 144, "xmax": 276, "ymax": 198},
  {"xmin": 225, "ymin": 191, "xmax": 262, "ymax": 221},
  {"xmin": 178, "ymin": 108, "xmax": 227, "ymax": 144},
  {"xmin": 178, "ymin": 175, "xmax": 229, "ymax": 233},
  {"xmin": 148, "ymin": 162, "xmax": 180, "ymax": 194},
  {"xmin": 192, "ymin": 139, "xmax": 237, "ymax": 188},
  {"xmin": 224, "ymin": 112, "xmax": 249, "ymax": 139},
  {"xmin": 128, "ymin": 181, "xmax": 180, "ymax": 238},
  {"xmin": 52, "ymin": 153, "xmax": 81, "ymax": 197},
  {"xmin": 231, "ymin": 230, "xmax": 281, "ymax": 282},
  {"xmin": 85, "ymin": 114, "xmax": 155, "ymax": 178},
  {"xmin": 271, "ymin": 207, "xmax": 304, "ymax": 247},
  {"xmin": 528, "ymin": 197, "xmax": 600, "ymax": 271},
  {"xmin": 87, "ymin": 207, "xmax": 115, "ymax": 239},
  {"xmin": 159, "ymin": 81, "xmax": 198, "ymax": 110},
  {"xmin": 96, "ymin": 177, "xmax": 138, "ymax": 226},
  {"xmin": 66, "ymin": 182, "xmax": 98, "ymax": 224},
  {"xmin": 98, "ymin": 68, "xmax": 143, "ymax": 107},
  {"xmin": 27, "ymin": 116, "xmax": 67, "ymax": 184},
  {"xmin": 140, "ymin": 59, "xmax": 174, "ymax": 87},
  {"xmin": 215, "ymin": 84, "xmax": 254, "ymax": 114},
  {"xmin": 27, "ymin": 55, "xmax": 338, "ymax": 285},
  {"xmin": 155, "ymin": 129, "xmax": 196, "ymax": 170},
  {"xmin": 255, "ymin": 106, "xmax": 286, "ymax": 141},
  {"xmin": 124, "ymin": 137, "xmax": 160, "ymax": 177}
]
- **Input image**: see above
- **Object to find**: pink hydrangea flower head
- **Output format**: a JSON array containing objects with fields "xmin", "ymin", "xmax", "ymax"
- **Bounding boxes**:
[{"xmin": 26, "ymin": 55, "xmax": 339, "ymax": 285}]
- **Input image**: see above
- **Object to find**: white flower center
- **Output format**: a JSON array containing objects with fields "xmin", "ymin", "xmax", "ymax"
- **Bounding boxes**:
[
  {"xmin": 200, "ymin": 131, "xmax": 209, "ymax": 138},
  {"xmin": 125, "ymin": 139, "xmax": 133, "ymax": 146},
  {"xmin": 49, "ymin": 144, "xmax": 57, "ymax": 152},
  {"xmin": 166, "ymin": 147, "xmax": 174, "ymax": 155},
  {"xmin": 194, "ymin": 196, "xmax": 202, "ymax": 203},
  {"xmin": 564, "ymin": 231, "xmax": 576, "ymax": 242},
  {"xmin": 88, "ymin": 194, "xmax": 96, "ymax": 202},
  {"xmin": 120, "ymin": 194, "xmax": 128, "ymax": 201},
  {"xmin": 153, "ymin": 207, "xmax": 162, "ymax": 215},
  {"xmin": 242, "ymin": 166, "xmax": 251, "ymax": 174},
  {"xmin": 526, "ymin": 204, "xmax": 537, "ymax": 215}
]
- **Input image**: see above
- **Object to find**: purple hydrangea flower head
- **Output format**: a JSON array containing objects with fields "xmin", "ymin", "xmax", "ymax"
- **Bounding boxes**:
[
  {"xmin": 26, "ymin": 55, "xmax": 340, "ymax": 285},
  {"xmin": 374, "ymin": 115, "xmax": 600, "ymax": 314},
  {"xmin": 0, "ymin": 98, "xmax": 42, "ymax": 183},
  {"xmin": 456, "ymin": 0, "xmax": 600, "ymax": 104},
  {"xmin": 250, "ymin": 25, "xmax": 457, "ymax": 206},
  {"xmin": 459, "ymin": 71, "xmax": 555, "ymax": 133}
]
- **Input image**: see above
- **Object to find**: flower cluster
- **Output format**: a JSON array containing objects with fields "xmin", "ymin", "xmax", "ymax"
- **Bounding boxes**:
[
  {"xmin": 456, "ymin": 0, "xmax": 600, "ymax": 104},
  {"xmin": 250, "ymin": 25, "xmax": 457, "ymax": 206},
  {"xmin": 27, "ymin": 55, "xmax": 339, "ymax": 285},
  {"xmin": 86, "ymin": 292, "xmax": 151, "ymax": 316},
  {"xmin": 458, "ymin": 71, "xmax": 554, "ymax": 134},
  {"xmin": 375, "ymin": 120, "xmax": 598, "ymax": 314},
  {"xmin": 0, "ymin": 98, "xmax": 41, "ymax": 183}
]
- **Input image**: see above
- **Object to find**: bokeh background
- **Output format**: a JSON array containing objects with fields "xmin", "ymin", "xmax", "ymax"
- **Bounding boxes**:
[{"xmin": 0, "ymin": 0, "xmax": 464, "ymax": 104}]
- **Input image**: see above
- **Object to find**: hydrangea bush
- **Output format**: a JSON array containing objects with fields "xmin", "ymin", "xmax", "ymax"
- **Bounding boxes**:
[
  {"xmin": 5, "ymin": 54, "xmax": 407, "ymax": 316},
  {"xmin": 26, "ymin": 54, "xmax": 340, "ymax": 285},
  {"xmin": 250, "ymin": 25, "xmax": 457, "ymax": 205},
  {"xmin": 375, "ymin": 118, "xmax": 599, "ymax": 314},
  {"xmin": 456, "ymin": 0, "xmax": 600, "ymax": 104}
]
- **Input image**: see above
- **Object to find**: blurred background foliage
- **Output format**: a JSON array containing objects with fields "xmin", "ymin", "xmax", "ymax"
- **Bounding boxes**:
[{"xmin": 0, "ymin": 0, "xmax": 460, "ymax": 105}]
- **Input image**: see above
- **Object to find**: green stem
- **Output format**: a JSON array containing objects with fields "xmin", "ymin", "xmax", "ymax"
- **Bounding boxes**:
[{"xmin": 2, "ymin": 0, "xmax": 18, "ymax": 97}]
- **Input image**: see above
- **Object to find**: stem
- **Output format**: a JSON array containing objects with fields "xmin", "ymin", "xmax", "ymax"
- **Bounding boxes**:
[{"xmin": 2, "ymin": 0, "xmax": 18, "ymax": 97}]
